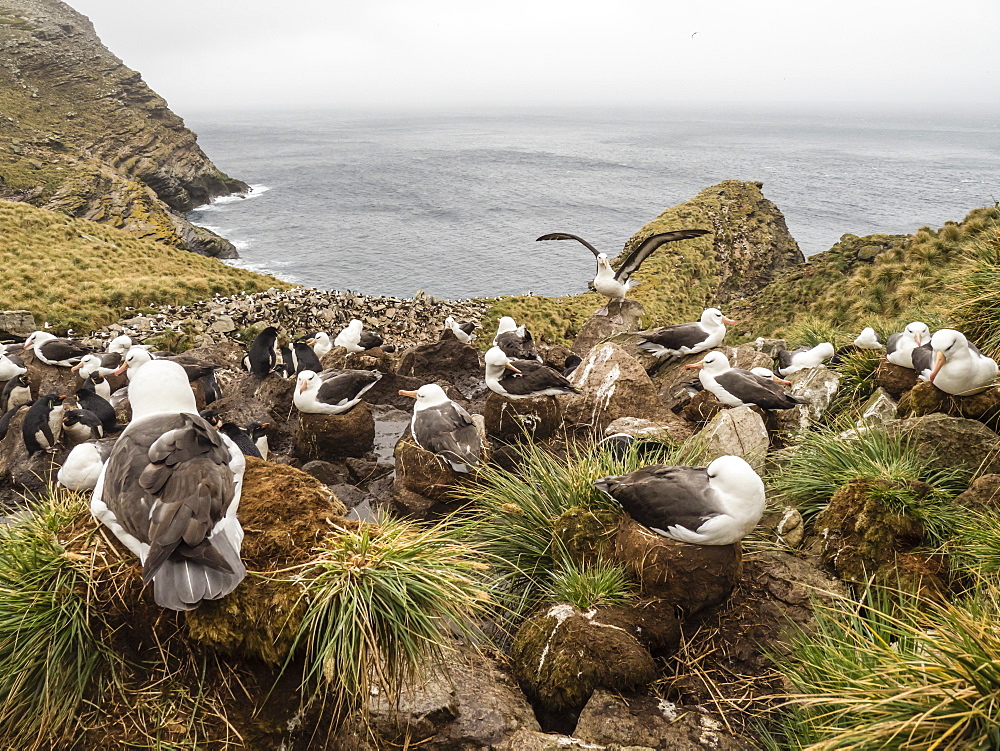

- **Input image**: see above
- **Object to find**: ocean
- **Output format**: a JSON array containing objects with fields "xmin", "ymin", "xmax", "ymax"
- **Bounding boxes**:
[{"xmin": 185, "ymin": 108, "xmax": 1000, "ymax": 300}]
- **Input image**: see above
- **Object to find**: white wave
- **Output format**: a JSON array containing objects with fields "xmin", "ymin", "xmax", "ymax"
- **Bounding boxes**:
[
  {"xmin": 232, "ymin": 239, "xmax": 252, "ymax": 251},
  {"xmin": 222, "ymin": 258, "xmax": 301, "ymax": 284},
  {"xmin": 192, "ymin": 184, "xmax": 272, "ymax": 211}
]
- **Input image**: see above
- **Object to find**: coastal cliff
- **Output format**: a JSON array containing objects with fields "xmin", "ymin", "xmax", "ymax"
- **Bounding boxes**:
[{"xmin": 0, "ymin": 0, "xmax": 245, "ymax": 256}]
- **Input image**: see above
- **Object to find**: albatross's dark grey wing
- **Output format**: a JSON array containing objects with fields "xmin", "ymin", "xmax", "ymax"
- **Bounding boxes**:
[
  {"xmin": 885, "ymin": 332, "xmax": 905, "ymax": 356},
  {"xmin": 316, "ymin": 370, "xmax": 381, "ymax": 406},
  {"xmin": 39, "ymin": 338, "xmax": 92, "ymax": 363},
  {"xmin": 103, "ymin": 412, "xmax": 244, "ymax": 611},
  {"xmin": 614, "ymin": 229, "xmax": 710, "ymax": 283},
  {"xmin": 638, "ymin": 322, "xmax": 709, "ymax": 353},
  {"xmin": 910, "ymin": 343, "xmax": 934, "ymax": 373},
  {"xmin": 595, "ymin": 465, "xmax": 721, "ymax": 534},
  {"xmin": 776, "ymin": 346, "xmax": 810, "ymax": 370},
  {"xmin": 495, "ymin": 329, "xmax": 539, "ymax": 361},
  {"xmin": 358, "ymin": 331, "xmax": 384, "ymax": 350},
  {"xmin": 536, "ymin": 232, "xmax": 602, "ymax": 259},
  {"xmin": 716, "ymin": 369, "xmax": 807, "ymax": 410},
  {"xmin": 499, "ymin": 359, "xmax": 580, "ymax": 397},
  {"xmin": 413, "ymin": 401, "xmax": 481, "ymax": 470}
]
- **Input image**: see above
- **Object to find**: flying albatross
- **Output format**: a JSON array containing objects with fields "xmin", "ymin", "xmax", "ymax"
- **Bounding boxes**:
[
  {"xmin": 90, "ymin": 359, "xmax": 246, "ymax": 611},
  {"xmin": 595, "ymin": 455, "xmax": 766, "ymax": 545},
  {"xmin": 637, "ymin": 308, "xmax": 736, "ymax": 360},
  {"xmin": 399, "ymin": 383, "xmax": 481, "ymax": 473},
  {"xmin": 536, "ymin": 229, "xmax": 710, "ymax": 323},
  {"xmin": 685, "ymin": 351, "xmax": 808, "ymax": 410}
]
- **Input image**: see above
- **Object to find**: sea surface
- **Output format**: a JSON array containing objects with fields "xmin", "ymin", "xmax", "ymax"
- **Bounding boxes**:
[{"xmin": 185, "ymin": 108, "xmax": 1000, "ymax": 300}]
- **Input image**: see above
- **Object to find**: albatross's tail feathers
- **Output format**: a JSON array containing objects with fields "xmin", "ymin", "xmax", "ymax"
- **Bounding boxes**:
[{"xmin": 151, "ymin": 524, "xmax": 246, "ymax": 611}]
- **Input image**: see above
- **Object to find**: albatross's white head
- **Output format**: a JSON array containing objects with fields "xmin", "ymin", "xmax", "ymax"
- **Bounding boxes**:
[
  {"xmin": 484, "ymin": 345, "xmax": 522, "ymax": 379},
  {"xmin": 129, "ymin": 360, "xmax": 197, "ymax": 419},
  {"xmin": 700, "ymin": 308, "xmax": 737, "ymax": 328},
  {"xmin": 904, "ymin": 321, "xmax": 931, "ymax": 347},
  {"xmin": 495, "ymin": 317, "xmax": 518, "ymax": 337},
  {"xmin": 398, "ymin": 383, "xmax": 451, "ymax": 411},
  {"xmin": 684, "ymin": 350, "xmax": 730, "ymax": 376},
  {"xmin": 24, "ymin": 330, "xmax": 55, "ymax": 349},
  {"xmin": 705, "ymin": 455, "xmax": 766, "ymax": 513},
  {"xmin": 115, "ymin": 346, "xmax": 154, "ymax": 378},
  {"xmin": 296, "ymin": 369, "xmax": 319, "ymax": 394},
  {"xmin": 107, "ymin": 334, "xmax": 133, "ymax": 354}
]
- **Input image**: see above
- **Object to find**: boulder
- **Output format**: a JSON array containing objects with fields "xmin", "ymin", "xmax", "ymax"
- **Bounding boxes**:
[
  {"xmin": 955, "ymin": 474, "xmax": 1000, "ymax": 511},
  {"xmin": 679, "ymin": 390, "xmax": 725, "ymax": 424},
  {"xmin": 484, "ymin": 392, "xmax": 562, "ymax": 443},
  {"xmin": 293, "ymin": 403, "xmax": 376, "ymax": 460},
  {"xmin": 551, "ymin": 506, "xmax": 621, "ymax": 565},
  {"xmin": 883, "ymin": 413, "xmax": 1000, "ymax": 477},
  {"xmin": 859, "ymin": 387, "xmax": 898, "ymax": 424},
  {"xmin": 0, "ymin": 310, "xmax": 36, "ymax": 338},
  {"xmin": 23, "ymin": 350, "xmax": 82, "ymax": 402},
  {"xmin": 699, "ymin": 405, "xmax": 769, "ymax": 470},
  {"xmin": 649, "ymin": 344, "xmax": 772, "ymax": 413},
  {"xmin": 571, "ymin": 299, "xmax": 645, "ymax": 356},
  {"xmin": 897, "ymin": 381, "xmax": 1000, "ymax": 430},
  {"xmin": 561, "ymin": 342, "xmax": 689, "ymax": 438},
  {"xmin": 0, "ymin": 407, "xmax": 70, "ymax": 500},
  {"xmin": 603, "ymin": 416, "xmax": 681, "ymax": 440},
  {"xmin": 753, "ymin": 337, "xmax": 787, "ymax": 358},
  {"xmin": 510, "ymin": 603, "xmax": 657, "ymax": 716},
  {"xmin": 494, "ymin": 730, "xmax": 611, "ymax": 751},
  {"xmin": 184, "ymin": 458, "xmax": 347, "ymax": 664},
  {"xmin": 574, "ymin": 690, "xmax": 755, "ymax": 751},
  {"xmin": 333, "ymin": 648, "xmax": 541, "ymax": 750},
  {"xmin": 300, "ymin": 459, "xmax": 352, "ymax": 486},
  {"xmin": 361, "ymin": 371, "xmax": 464, "ymax": 411},
  {"xmin": 614, "ymin": 517, "xmax": 741, "ymax": 615},
  {"xmin": 773, "ymin": 366, "xmax": 840, "ymax": 436},
  {"xmin": 813, "ymin": 478, "xmax": 946, "ymax": 594},
  {"xmin": 320, "ymin": 347, "xmax": 396, "ymax": 374},
  {"xmin": 758, "ymin": 506, "xmax": 805, "ymax": 548},
  {"xmin": 396, "ymin": 337, "xmax": 482, "ymax": 388},
  {"xmin": 874, "ymin": 359, "xmax": 920, "ymax": 398}
]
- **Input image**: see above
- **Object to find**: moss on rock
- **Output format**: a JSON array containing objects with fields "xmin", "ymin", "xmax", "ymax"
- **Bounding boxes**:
[{"xmin": 551, "ymin": 506, "xmax": 622, "ymax": 565}]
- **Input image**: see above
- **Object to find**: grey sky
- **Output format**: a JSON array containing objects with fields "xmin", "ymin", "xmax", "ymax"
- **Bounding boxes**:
[{"xmin": 67, "ymin": 0, "xmax": 999, "ymax": 111}]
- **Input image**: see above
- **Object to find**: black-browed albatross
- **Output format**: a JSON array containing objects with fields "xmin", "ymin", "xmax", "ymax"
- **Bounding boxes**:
[
  {"xmin": 685, "ymin": 351, "xmax": 808, "ymax": 410},
  {"xmin": 293, "ymin": 368, "xmax": 382, "ymax": 414},
  {"xmin": 484, "ymin": 346, "xmax": 580, "ymax": 399},
  {"xmin": 399, "ymin": 383, "xmax": 481, "ymax": 473},
  {"xmin": 91, "ymin": 359, "xmax": 246, "ymax": 611},
  {"xmin": 637, "ymin": 308, "xmax": 736, "ymax": 360},
  {"xmin": 536, "ymin": 229, "xmax": 710, "ymax": 322}
]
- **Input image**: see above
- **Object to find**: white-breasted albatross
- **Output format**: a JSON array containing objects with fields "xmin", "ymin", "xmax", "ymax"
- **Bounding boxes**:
[
  {"xmin": 484, "ymin": 346, "xmax": 580, "ymax": 399},
  {"xmin": 685, "ymin": 351, "xmax": 808, "ymax": 410},
  {"xmin": 886, "ymin": 322, "xmax": 931, "ymax": 369},
  {"xmin": 293, "ymin": 369, "xmax": 382, "ymax": 414},
  {"xmin": 24, "ymin": 331, "xmax": 92, "ymax": 367},
  {"xmin": 638, "ymin": 308, "xmax": 736, "ymax": 360},
  {"xmin": 777, "ymin": 342, "xmax": 835, "ymax": 376},
  {"xmin": 926, "ymin": 329, "xmax": 998, "ymax": 395},
  {"xmin": 399, "ymin": 383, "xmax": 481, "ymax": 473},
  {"xmin": 595, "ymin": 455, "xmax": 766, "ymax": 545}
]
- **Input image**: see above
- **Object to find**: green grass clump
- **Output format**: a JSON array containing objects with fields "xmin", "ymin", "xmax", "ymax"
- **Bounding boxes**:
[
  {"xmin": 0, "ymin": 490, "xmax": 120, "ymax": 749},
  {"xmin": 770, "ymin": 423, "xmax": 969, "ymax": 544},
  {"xmin": 455, "ymin": 437, "xmax": 707, "ymax": 621},
  {"xmin": 950, "ymin": 228, "xmax": 1000, "ymax": 359},
  {"xmin": 826, "ymin": 349, "xmax": 884, "ymax": 417},
  {"xmin": 772, "ymin": 581, "xmax": 1000, "ymax": 750},
  {"xmin": 0, "ymin": 202, "xmax": 292, "ymax": 332},
  {"xmin": 951, "ymin": 509, "xmax": 1000, "ymax": 580},
  {"xmin": 543, "ymin": 558, "xmax": 636, "ymax": 611},
  {"xmin": 291, "ymin": 515, "xmax": 489, "ymax": 714}
]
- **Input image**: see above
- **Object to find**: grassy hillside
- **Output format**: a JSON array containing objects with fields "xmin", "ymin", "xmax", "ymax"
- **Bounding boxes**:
[
  {"xmin": 729, "ymin": 206, "xmax": 1000, "ymax": 353},
  {"xmin": 0, "ymin": 201, "xmax": 292, "ymax": 332}
]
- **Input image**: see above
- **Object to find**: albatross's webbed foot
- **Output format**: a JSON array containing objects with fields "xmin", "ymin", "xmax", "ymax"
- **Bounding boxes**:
[
  {"xmin": 595, "ymin": 306, "xmax": 610, "ymax": 317},
  {"xmin": 611, "ymin": 314, "xmax": 625, "ymax": 324}
]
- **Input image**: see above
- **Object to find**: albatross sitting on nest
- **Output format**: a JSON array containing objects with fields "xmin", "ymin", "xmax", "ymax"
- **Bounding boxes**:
[
  {"xmin": 484, "ymin": 346, "xmax": 580, "ymax": 399},
  {"xmin": 399, "ymin": 383, "xmax": 481, "ymax": 473},
  {"xmin": 536, "ymin": 229, "xmax": 710, "ymax": 323},
  {"xmin": 685, "ymin": 351, "xmax": 808, "ymax": 410},
  {"xmin": 91, "ymin": 359, "xmax": 246, "ymax": 611},
  {"xmin": 595, "ymin": 455, "xmax": 766, "ymax": 545},
  {"xmin": 638, "ymin": 308, "xmax": 736, "ymax": 360},
  {"xmin": 925, "ymin": 329, "xmax": 998, "ymax": 395}
]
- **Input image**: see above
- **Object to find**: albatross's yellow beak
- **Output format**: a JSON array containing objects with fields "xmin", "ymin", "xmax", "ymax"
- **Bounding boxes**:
[{"xmin": 112, "ymin": 363, "xmax": 128, "ymax": 376}]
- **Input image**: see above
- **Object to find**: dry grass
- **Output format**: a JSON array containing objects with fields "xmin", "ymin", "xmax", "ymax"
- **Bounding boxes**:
[{"xmin": 0, "ymin": 201, "xmax": 292, "ymax": 332}]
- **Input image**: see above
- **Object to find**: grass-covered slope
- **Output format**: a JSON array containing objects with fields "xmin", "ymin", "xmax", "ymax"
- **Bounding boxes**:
[
  {"xmin": 0, "ymin": 1, "xmax": 246, "ymax": 256},
  {"xmin": 730, "ymin": 206, "xmax": 1000, "ymax": 351},
  {"xmin": 484, "ymin": 180, "xmax": 804, "ymax": 346},
  {"xmin": 0, "ymin": 201, "xmax": 291, "ymax": 332}
]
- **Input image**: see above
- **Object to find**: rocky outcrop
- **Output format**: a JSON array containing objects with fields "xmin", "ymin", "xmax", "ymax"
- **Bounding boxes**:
[
  {"xmin": 897, "ymin": 381, "xmax": 1000, "ymax": 430},
  {"xmin": 0, "ymin": 0, "xmax": 246, "ymax": 256},
  {"xmin": 882, "ymin": 413, "xmax": 1000, "ymax": 477},
  {"xmin": 700, "ymin": 405, "xmax": 769, "ymax": 470}
]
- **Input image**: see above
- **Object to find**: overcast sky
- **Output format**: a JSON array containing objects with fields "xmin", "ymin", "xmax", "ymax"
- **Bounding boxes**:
[{"xmin": 67, "ymin": 0, "xmax": 999, "ymax": 112}]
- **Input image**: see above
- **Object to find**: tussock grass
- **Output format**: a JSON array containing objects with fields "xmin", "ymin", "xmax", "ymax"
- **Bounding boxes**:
[
  {"xmin": 827, "ymin": 349, "xmax": 884, "ymax": 418},
  {"xmin": 455, "ymin": 437, "xmax": 708, "ymax": 622},
  {"xmin": 950, "ymin": 228, "xmax": 1000, "ymax": 359},
  {"xmin": 952, "ymin": 509, "xmax": 1000, "ymax": 580},
  {"xmin": 543, "ymin": 558, "xmax": 637, "ymax": 611},
  {"xmin": 291, "ymin": 514, "xmax": 489, "ymax": 715},
  {"xmin": 0, "ymin": 489, "xmax": 120, "ymax": 749},
  {"xmin": 0, "ymin": 202, "xmax": 291, "ymax": 333},
  {"xmin": 770, "ymin": 423, "xmax": 968, "ymax": 544},
  {"xmin": 773, "ymin": 581, "xmax": 1000, "ymax": 750}
]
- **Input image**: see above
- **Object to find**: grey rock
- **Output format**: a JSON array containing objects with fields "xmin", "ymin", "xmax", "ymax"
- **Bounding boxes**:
[
  {"xmin": 0, "ymin": 310, "xmax": 36, "ymax": 338},
  {"xmin": 883, "ymin": 413, "xmax": 1000, "ymax": 477},
  {"xmin": 699, "ymin": 404, "xmax": 769, "ymax": 470},
  {"xmin": 774, "ymin": 366, "xmax": 840, "ymax": 436},
  {"xmin": 859, "ymin": 387, "xmax": 898, "ymax": 424},
  {"xmin": 571, "ymin": 299, "xmax": 645, "ymax": 356},
  {"xmin": 753, "ymin": 337, "xmax": 787, "ymax": 358}
]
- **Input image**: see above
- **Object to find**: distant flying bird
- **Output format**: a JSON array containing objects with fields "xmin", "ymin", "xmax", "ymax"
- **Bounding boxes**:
[{"xmin": 536, "ymin": 229, "xmax": 710, "ymax": 323}]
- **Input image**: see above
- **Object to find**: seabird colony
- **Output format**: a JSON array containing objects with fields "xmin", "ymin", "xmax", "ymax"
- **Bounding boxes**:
[{"xmin": 2, "ymin": 221, "xmax": 998, "ymax": 615}]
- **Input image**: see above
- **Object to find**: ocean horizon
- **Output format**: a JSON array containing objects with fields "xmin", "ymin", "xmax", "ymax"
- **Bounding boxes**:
[{"xmin": 185, "ymin": 106, "xmax": 1000, "ymax": 300}]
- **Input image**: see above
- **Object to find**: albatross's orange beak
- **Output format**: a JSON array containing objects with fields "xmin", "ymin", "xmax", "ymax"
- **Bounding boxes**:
[
  {"xmin": 70, "ymin": 362, "xmax": 82, "ymax": 372},
  {"xmin": 112, "ymin": 363, "xmax": 128, "ymax": 376},
  {"xmin": 398, "ymin": 390, "xmax": 418, "ymax": 398},
  {"xmin": 505, "ymin": 363, "xmax": 522, "ymax": 374},
  {"xmin": 684, "ymin": 362, "xmax": 704, "ymax": 370},
  {"xmin": 928, "ymin": 350, "xmax": 946, "ymax": 383},
  {"xmin": 722, "ymin": 317, "xmax": 738, "ymax": 325}
]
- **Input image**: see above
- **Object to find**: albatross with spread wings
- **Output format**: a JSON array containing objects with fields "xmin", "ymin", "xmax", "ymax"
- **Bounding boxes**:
[{"xmin": 536, "ymin": 229, "xmax": 710, "ymax": 322}]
